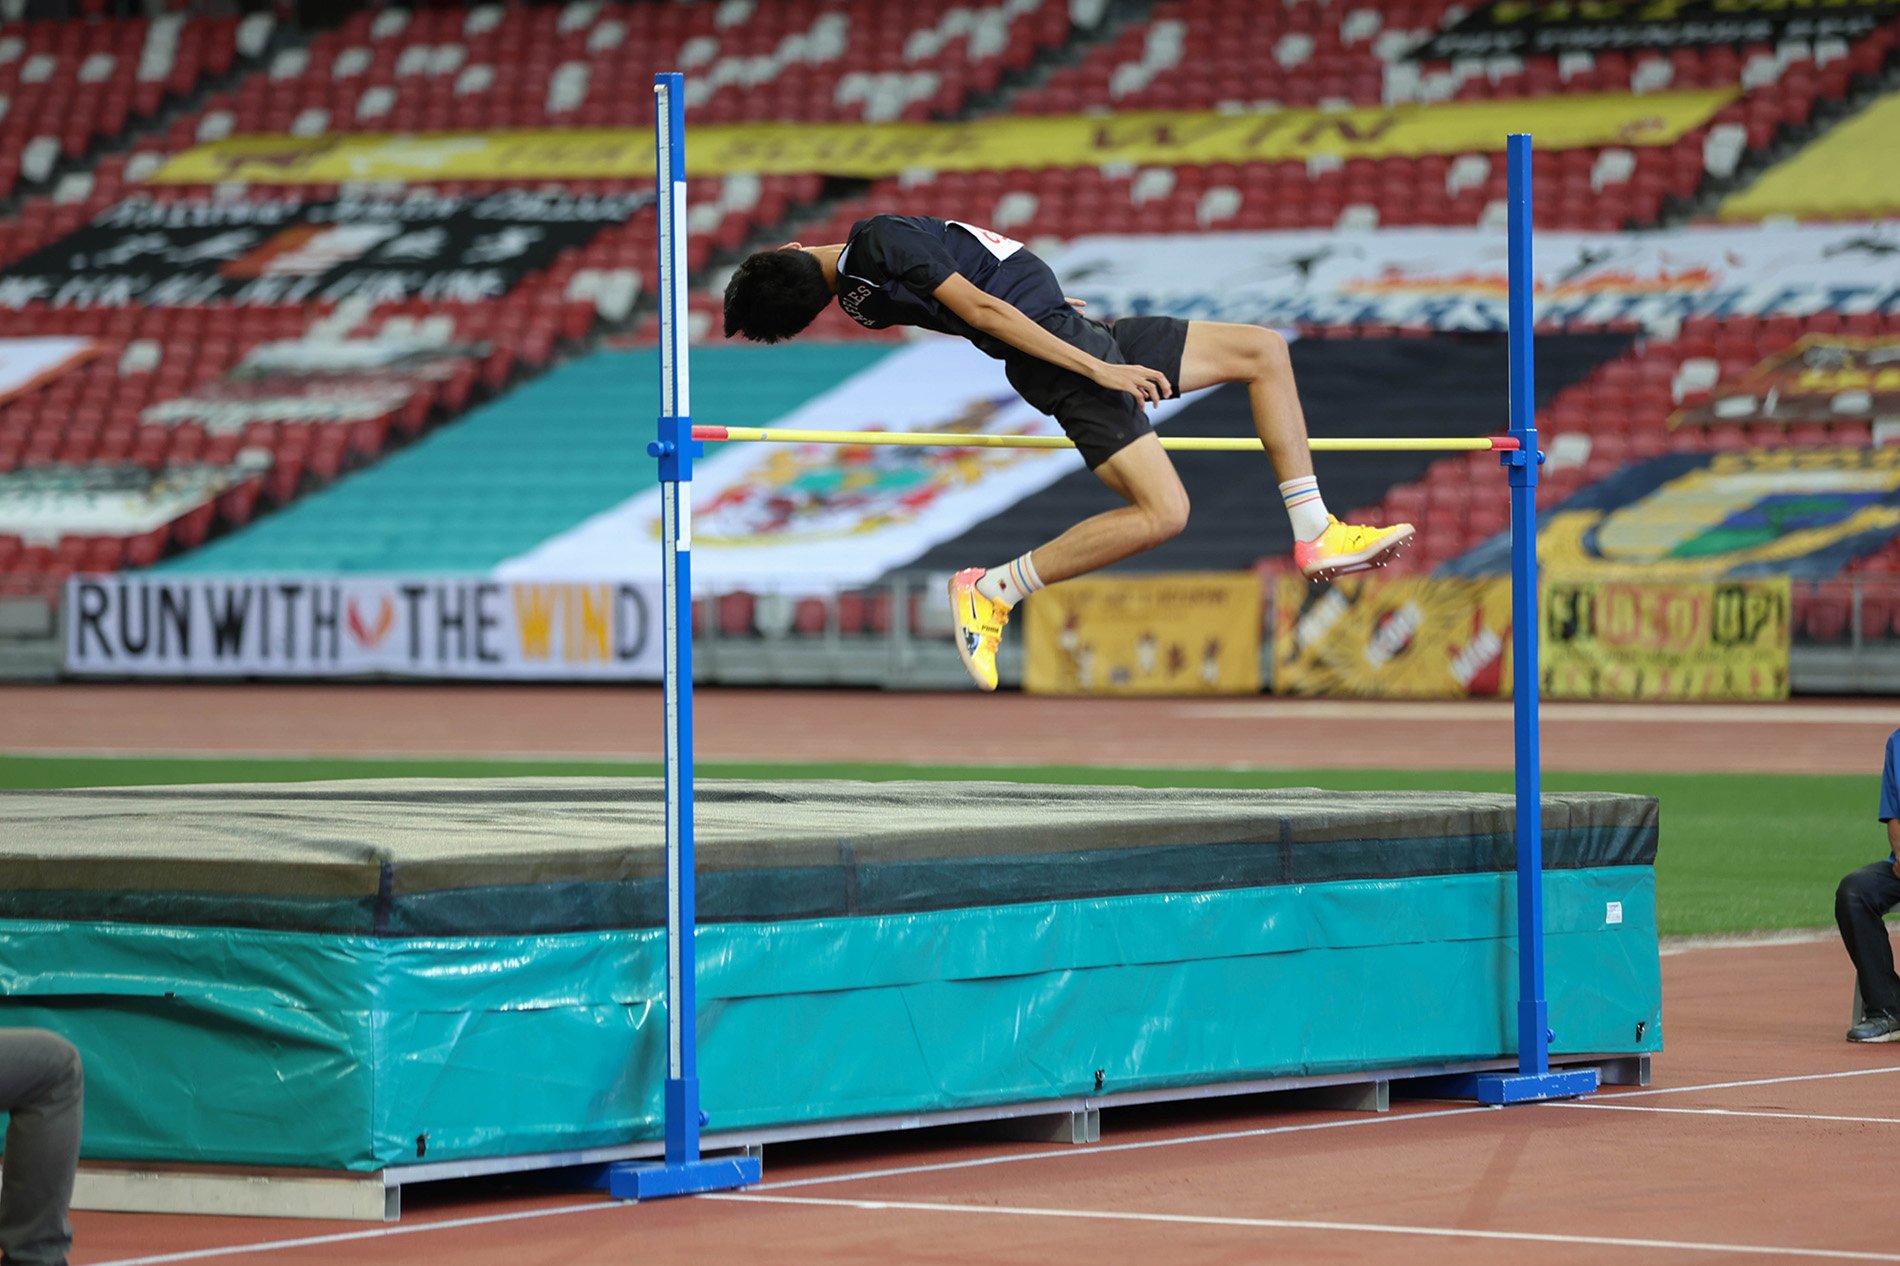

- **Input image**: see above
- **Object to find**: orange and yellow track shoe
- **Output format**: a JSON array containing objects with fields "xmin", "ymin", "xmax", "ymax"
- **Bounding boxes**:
[
  {"xmin": 948, "ymin": 566, "xmax": 1010, "ymax": 691},
  {"xmin": 1294, "ymin": 517, "xmax": 1416, "ymax": 581}
]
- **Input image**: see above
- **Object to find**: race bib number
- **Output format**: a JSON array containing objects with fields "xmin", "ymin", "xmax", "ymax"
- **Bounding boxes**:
[{"xmin": 949, "ymin": 221, "xmax": 1024, "ymax": 263}]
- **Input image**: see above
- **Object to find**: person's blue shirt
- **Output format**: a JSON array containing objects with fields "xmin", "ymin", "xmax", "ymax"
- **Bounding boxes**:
[{"xmin": 1881, "ymin": 727, "xmax": 1900, "ymax": 859}]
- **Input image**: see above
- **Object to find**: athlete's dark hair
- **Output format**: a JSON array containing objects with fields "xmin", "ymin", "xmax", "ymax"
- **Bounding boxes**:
[{"xmin": 722, "ymin": 248, "xmax": 831, "ymax": 343}]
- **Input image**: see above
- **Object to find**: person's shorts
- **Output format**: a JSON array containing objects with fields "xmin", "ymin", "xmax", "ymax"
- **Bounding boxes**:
[{"xmin": 1003, "ymin": 313, "xmax": 1190, "ymax": 470}]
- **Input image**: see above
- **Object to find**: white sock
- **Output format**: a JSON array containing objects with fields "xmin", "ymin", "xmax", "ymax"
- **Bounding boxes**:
[
  {"xmin": 975, "ymin": 552, "xmax": 1044, "ymax": 609},
  {"xmin": 1279, "ymin": 476, "xmax": 1331, "ymax": 542}
]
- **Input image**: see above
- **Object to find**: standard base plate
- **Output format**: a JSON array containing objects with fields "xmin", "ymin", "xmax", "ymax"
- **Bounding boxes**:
[
  {"xmin": 605, "ymin": 1155, "xmax": 761, "ymax": 1201},
  {"xmin": 1405, "ymin": 1067, "xmax": 1600, "ymax": 1105}
]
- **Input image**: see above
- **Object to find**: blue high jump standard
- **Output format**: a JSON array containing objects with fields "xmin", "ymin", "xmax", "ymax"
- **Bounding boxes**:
[
  {"xmin": 619, "ymin": 103, "xmax": 1594, "ymax": 1202},
  {"xmin": 1412, "ymin": 134, "xmax": 1598, "ymax": 1106},
  {"xmin": 601, "ymin": 70, "xmax": 760, "ymax": 1201}
]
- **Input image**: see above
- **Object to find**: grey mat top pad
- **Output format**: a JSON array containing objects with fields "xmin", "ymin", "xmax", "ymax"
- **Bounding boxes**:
[{"xmin": 0, "ymin": 778, "xmax": 1657, "ymax": 935}]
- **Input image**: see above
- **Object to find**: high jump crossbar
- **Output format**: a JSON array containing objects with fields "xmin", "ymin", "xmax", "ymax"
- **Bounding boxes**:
[
  {"xmin": 691, "ymin": 425, "xmax": 1523, "ymax": 454},
  {"xmin": 610, "ymin": 80, "xmax": 1591, "ymax": 1203}
]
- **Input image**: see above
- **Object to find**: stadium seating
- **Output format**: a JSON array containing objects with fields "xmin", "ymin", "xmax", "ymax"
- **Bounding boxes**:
[
  {"xmin": 788, "ymin": 5, "xmax": 1898, "ymax": 245},
  {"xmin": 0, "ymin": 11, "xmax": 258, "ymax": 201},
  {"xmin": 2, "ymin": 0, "xmax": 1897, "ymax": 623},
  {"xmin": 0, "ymin": 0, "xmax": 1088, "ymax": 600}
]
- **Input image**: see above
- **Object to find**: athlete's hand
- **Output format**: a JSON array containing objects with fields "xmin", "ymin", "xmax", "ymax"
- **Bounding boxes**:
[
  {"xmin": 1065, "ymin": 296, "xmax": 1087, "ymax": 309},
  {"xmin": 1091, "ymin": 359, "xmax": 1172, "ymax": 406}
]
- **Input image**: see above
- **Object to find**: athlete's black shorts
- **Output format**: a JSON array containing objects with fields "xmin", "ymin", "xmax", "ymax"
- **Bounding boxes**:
[{"xmin": 1003, "ymin": 312, "xmax": 1191, "ymax": 470}]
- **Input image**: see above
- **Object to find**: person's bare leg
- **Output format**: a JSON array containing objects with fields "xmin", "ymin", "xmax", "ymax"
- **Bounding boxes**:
[
  {"xmin": 1173, "ymin": 319, "xmax": 1414, "ymax": 575},
  {"xmin": 1023, "ymin": 433, "xmax": 1189, "ymax": 584},
  {"xmin": 1178, "ymin": 321, "xmax": 1313, "ymax": 482}
]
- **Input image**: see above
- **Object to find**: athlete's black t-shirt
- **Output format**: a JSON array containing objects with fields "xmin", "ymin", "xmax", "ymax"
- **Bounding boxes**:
[{"xmin": 834, "ymin": 214, "xmax": 1070, "ymax": 360}]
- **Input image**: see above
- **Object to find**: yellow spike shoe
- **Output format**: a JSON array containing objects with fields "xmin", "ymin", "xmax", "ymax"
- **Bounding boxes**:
[
  {"xmin": 948, "ymin": 566, "xmax": 1010, "ymax": 691},
  {"xmin": 1294, "ymin": 516, "xmax": 1417, "ymax": 581}
]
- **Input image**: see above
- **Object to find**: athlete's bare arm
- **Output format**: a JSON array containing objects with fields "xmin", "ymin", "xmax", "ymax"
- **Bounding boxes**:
[{"xmin": 930, "ymin": 273, "xmax": 1172, "ymax": 405}]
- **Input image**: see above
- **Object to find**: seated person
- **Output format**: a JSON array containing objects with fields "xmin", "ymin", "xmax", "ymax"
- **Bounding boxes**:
[
  {"xmin": 1835, "ymin": 726, "xmax": 1900, "ymax": 1042},
  {"xmin": 0, "ymin": 1028, "xmax": 82, "ymax": 1266}
]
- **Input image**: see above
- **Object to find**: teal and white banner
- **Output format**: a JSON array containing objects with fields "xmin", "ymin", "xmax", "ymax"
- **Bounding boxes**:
[
  {"xmin": 497, "ymin": 340, "xmax": 1205, "ymax": 594},
  {"xmin": 65, "ymin": 575, "xmax": 662, "ymax": 679}
]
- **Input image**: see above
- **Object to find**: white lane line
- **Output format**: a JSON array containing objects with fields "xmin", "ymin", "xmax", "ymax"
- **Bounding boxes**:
[
  {"xmin": 1660, "ymin": 930, "xmax": 1835, "ymax": 955},
  {"xmin": 80, "ymin": 1201, "xmax": 635, "ymax": 1266},
  {"xmin": 752, "ymin": 1103, "xmax": 1498, "ymax": 1191},
  {"xmin": 85, "ymin": 1066, "xmax": 1900, "ymax": 1264},
  {"xmin": 1173, "ymin": 700, "xmax": 1895, "ymax": 726},
  {"xmin": 1601, "ymin": 1065, "xmax": 1900, "ymax": 1099},
  {"xmin": 1553, "ymin": 1101, "xmax": 1900, "ymax": 1126},
  {"xmin": 77, "ymin": 1109, "xmax": 1497, "ymax": 1265},
  {"xmin": 756, "ymin": 1066, "xmax": 1900, "ymax": 1193},
  {"xmin": 708, "ymin": 1193, "xmax": 1900, "ymax": 1262}
]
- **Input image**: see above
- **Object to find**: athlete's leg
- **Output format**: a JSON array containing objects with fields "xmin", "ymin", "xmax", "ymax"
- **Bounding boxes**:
[
  {"xmin": 949, "ymin": 434, "xmax": 1188, "ymax": 691},
  {"xmin": 1177, "ymin": 321, "xmax": 1313, "ymax": 483},
  {"xmin": 1172, "ymin": 319, "xmax": 1413, "ymax": 576},
  {"xmin": 1026, "ymin": 433, "xmax": 1188, "ymax": 584}
]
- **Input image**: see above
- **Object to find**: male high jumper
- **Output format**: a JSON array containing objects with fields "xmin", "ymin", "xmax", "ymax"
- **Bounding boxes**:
[{"xmin": 722, "ymin": 214, "xmax": 1415, "ymax": 690}]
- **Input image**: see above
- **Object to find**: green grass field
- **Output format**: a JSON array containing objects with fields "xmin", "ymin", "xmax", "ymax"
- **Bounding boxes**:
[{"xmin": 1, "ymin": 754, "xmax": 1879, "ymax": 938}]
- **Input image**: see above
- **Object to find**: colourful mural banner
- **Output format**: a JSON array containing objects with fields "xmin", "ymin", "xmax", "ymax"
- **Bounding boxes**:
[
  {"xmin": 1271, "ymin": 575, "xmax": 1514, "ymax": 699},
  {"xmin": 1443, "ymin": 447, "xmax": 1900, "ymax": 581},
  {"xmin": 1542, "ymin": 578, "xmax": 1790, "ymax": 700},
  {"xmin": 1024, "ymin": 573, "xmax": 1262, "ymax": 696},
  {"xmin": 145, "ymin": 90, "xmax": 1736, "ymax": 185}
]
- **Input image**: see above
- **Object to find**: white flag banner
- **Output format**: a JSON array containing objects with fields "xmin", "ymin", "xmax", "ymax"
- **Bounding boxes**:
[
  {"xmin": 498, "ymin": 340, "xmax": 1205, "ymax": 594},
  {"xmin": 1044, "ymin": 221, "xmax": 1900, "ymax": 332},
  {"xmin": 0, "ymin": 335, "xmax": 96, "ymax": 401},
  {"xmin": 65, "ymin": 575, "xmax": 663, "ymax": 680}
]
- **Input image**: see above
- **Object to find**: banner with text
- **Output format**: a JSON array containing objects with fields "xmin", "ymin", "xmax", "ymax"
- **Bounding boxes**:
[
  {"xmin": 1670, "ymin": 335, "xmax": 1900, "ymax": 430},
  {"xmin": 498, "ymin": 341, "xmax": 1202, "ymax": 595},
  {"xmin": 0, "ymin": 190, "xmax": 641, "ymax": 309},
  {"xmin": 1416, "ymin": 0, "xmax": 1898, "ymax": 57},
  {"xmin": 1272, "ymin": 574, "xmax": 1514, "ymax": 699},
  {"xmin": 1444, "ymin": 447, "xmax": 1900, "ymax": 580},
  {"xmin": 1542, "ymin": 577, "xmax": 1790, "ymax": 700},
  {"xmin": 64, "ymin": 576, "xmax": 662, "ymax": 680},
  {"xmin": 1043, "ymin": 220, "xmax": 1900, "ymax": 333},
  {"xmin": 147, "ymin": 90, "xmax": 1732, "ymax": 185},
  {"xmin": 1024, "ymin": 573, "xmax": 1262, "ymax": 696}
]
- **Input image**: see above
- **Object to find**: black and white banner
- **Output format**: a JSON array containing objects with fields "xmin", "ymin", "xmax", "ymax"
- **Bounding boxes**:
[
  {"xmin": 1046, "ymin": 221, "xmax": 1900, "ymax": 333},
  {"xmin": 65, "ymin": 576, "xmax": 662, "ymax": 680},
  {"xmin": 1414, "ymin": 0, "xmax": 1900, "ymax": 58},
  {"xmin": 142, "ymin": 333, "xmax": 486, "ymax": 432},
  {"xmin": 0, "ymin": 189, "xmax": 644, "ymax": 309},
  {"xmin": 0, "ymin": 462, "xmax": 260, "ymax": 539}
]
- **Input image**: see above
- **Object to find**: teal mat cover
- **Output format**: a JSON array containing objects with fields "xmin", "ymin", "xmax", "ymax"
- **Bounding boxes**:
[{"xmin": 1, "ymin": 868, "xmax": 1661, "ymax": 1170}]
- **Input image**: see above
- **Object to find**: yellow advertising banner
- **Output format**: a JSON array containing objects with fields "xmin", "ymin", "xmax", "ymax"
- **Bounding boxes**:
[
  {"xmin": 1541, "ymin": 577, "xmax": 1790, "ymax": 700},
  {"xmin": 1272, "ymin": 574, "xmax": 1789, "ymax": 700},
  {"xmin": 1721, "ymin": 91, "xmax": 1900, "ymax": 222},
  {"xmin": 1023, "ymin": 572, "xmax": 1262, "ymax": 696},
  {"xmin": 1272, "ymin": 575, "xmax": 1514, "ymax": 699},
  {"xmin": 147, "ymin": 89, "xmax": 1737, "ymax": 185}
]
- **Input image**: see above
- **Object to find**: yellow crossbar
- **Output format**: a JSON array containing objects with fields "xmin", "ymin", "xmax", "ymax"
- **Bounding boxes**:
[{"xmin": 691, "ymin": 425, "xmax": 1516, "ymax": 453}]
